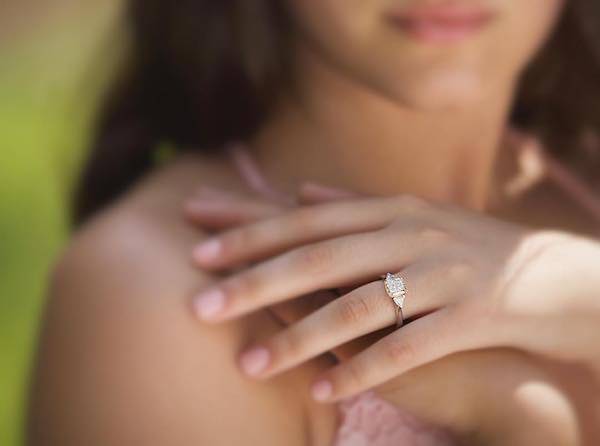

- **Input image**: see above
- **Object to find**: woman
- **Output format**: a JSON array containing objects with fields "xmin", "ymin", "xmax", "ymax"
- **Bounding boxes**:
[{"xmin": 28, "ymin": 0, "xmax": 600, "ymax": 444}]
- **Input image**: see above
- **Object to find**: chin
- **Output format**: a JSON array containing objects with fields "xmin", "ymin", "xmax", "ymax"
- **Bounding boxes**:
[{"xmin": 388, "ymin": 71, "xmax": 489, "ymax": 112}]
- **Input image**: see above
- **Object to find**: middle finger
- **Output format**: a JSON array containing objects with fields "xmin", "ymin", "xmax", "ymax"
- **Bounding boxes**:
[
  {"xmin": 192, "ymin": 228, "xmax": 422, "ymax": 321},
  {"xmin": 191, "ymin": 196, "xmax": 408, "ymax": 270},
  {"xmin": 238, "ymin": 259, "xmax": 453, "ymax": 378}
]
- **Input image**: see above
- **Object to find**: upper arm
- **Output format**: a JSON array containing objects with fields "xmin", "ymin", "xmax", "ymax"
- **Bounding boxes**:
[{"xmin": 27, "ymin": 210, "xmax": 314, "ymax": 445}]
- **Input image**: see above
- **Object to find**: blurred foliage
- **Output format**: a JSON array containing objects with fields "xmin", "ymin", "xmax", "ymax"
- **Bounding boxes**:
[{"xmin": 0, "ymin": 3, "xmax": 120, "ymax": 444}]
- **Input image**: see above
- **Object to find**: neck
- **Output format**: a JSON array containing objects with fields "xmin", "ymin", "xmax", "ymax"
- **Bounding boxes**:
[{"xmin": 249, "ymin": 48, "xmax": 515, "ymax": 211}]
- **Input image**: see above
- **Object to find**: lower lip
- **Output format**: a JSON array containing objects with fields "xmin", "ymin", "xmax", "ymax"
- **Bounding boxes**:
[{"xmin": 387, "ymin": 9, "xmax": 494, "ymax": 44}]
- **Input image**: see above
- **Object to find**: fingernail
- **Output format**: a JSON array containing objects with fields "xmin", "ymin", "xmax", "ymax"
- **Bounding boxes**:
[
  {"xmin": 193, "ymin": 239, "xmax": 222, "ymax": 263},
  {"xmin": 239, "ymin": 347, "xmax": 270, "ymax": 376},
  {"xmin": 311, "ymin": 380, "xmax": 333, "ymax": 402},
  {"xmin": 193, "ymin": 288, "xmax": 226, "ymax": 319}
]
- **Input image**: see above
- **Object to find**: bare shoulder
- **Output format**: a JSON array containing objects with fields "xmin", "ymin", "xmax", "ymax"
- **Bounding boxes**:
[{"xmin": 28, "ymin": 153, "xmax": 336, "ymax": 446}]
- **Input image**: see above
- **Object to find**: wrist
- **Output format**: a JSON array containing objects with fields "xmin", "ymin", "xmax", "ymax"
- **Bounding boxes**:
[{"xmin": 505, "ymin": 229, "xmax": 600, "ymax": 313}]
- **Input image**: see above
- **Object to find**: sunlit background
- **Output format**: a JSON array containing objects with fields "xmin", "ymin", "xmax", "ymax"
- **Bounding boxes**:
[{"xmin": 1, "ymin": 1, "xmax": 121, "ymax": 443}]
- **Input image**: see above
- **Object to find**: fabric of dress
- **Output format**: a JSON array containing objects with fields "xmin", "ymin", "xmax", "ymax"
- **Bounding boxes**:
[{"xmin": 333, "ymin": 391, "xmax": 457, "ymax": 446}]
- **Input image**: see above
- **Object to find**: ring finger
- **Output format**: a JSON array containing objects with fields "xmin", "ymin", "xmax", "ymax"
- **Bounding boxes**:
[{"xmin": 238, "ymin": 259, "xmax": 456, "ymax": 378}]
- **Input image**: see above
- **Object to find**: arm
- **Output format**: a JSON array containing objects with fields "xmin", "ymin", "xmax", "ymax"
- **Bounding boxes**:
[{"xmin": 27, "ymin": 210, "xmax": 330, "ymax": 445}]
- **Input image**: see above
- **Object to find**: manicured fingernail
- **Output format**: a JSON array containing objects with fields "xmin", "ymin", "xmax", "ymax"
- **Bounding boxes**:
[
  {"xmin": 240, "ymin": 347, "xmax": 270, "ymax": 376},
  {"xmin": 193, "ymin": 239, "xmax": 222, "ymax": 263},
  {"xmin": 311, "ymin": 380, "xmax": 333, "ymax": 402},
  {"xmin": 193, "ymin": 288, "xmax": 226, "ymax": 319}
]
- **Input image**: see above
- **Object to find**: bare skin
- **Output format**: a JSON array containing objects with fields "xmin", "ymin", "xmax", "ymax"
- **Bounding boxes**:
[
  {"xmin": 28, "ymin": 1, "xmax": 598, "ymax": 443},
  {"xmin": 28, "ymin": 155, "xmax": 339, "ymax": 446},
  {"xmin": 28, "ymin": 147, "xmax": 600, "ymax": 445},
  {"xmin": 182, "ymin": 164, "xmax": 600, "ymax": 445}
]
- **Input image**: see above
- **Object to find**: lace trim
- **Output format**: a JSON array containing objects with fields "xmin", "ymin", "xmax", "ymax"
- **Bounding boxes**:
[{"xmin": 333, "ymin": 391, "xmax": 456, "ymax": 446}]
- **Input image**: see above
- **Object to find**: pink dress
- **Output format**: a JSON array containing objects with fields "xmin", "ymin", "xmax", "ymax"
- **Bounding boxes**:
[{"xmin": 224, "ymin": 134, "xmax": 600, "ymax": 445}]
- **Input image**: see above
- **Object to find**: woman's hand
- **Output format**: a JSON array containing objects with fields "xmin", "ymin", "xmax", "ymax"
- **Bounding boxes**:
[
  {"xmin": 183, "ymin": 183, "xmax": 355, "ymax": 331},
  {"xmin": 184, "ymin": 185, "xmax": 600, "ymax": 443},
  {"xmin": 186, "ymin": 186, "xmax": 600, "ymax": 404}
]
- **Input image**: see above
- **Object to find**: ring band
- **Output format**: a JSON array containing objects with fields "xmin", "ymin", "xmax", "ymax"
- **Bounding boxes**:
[{"xmin": 382, "ymin": 272, "xmax": 406, "ymax": 328}]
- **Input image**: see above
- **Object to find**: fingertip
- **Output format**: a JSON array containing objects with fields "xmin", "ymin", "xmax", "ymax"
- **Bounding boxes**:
[
  {"xmin": 192, "ymin": 238, "xmax": 222, "ymax": 264},
  {"xmin": 239, "ymin": 346, "xmax": 271, "ymax": 377},
  {"xmin": 311, "ymin": 379, "xmax": 334, "ymax": 402},
  {"xmin": 193, "ymin": 288, "xmax": 226, "ymax": 321}
]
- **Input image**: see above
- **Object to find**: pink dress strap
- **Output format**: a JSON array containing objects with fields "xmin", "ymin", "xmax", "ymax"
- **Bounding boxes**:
[
  {"xmin": 226, "ymin": 143, "xmax": 294, "ymax": 205},
  {"xmin": 504, "ymin": 129, "xmax": 600, "ymax": 225}
]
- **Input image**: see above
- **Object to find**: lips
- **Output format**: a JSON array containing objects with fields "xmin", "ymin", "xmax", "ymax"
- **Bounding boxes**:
[{"xmin": 386, "ymin": 3, "xmax": 495, "ymax": 43}]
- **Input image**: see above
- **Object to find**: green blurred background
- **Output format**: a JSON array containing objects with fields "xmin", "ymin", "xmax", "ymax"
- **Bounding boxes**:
[{"xmin": 1, "ymin": 1, "xmax": 120, "ymax": 443}]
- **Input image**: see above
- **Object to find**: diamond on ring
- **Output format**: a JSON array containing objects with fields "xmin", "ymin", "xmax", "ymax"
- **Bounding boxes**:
[
  {"xmin": 383, "ymin": 272, "xmax": 406, "ymax": 328},
  {"xmin": 384, "ymin": 272, "xmax": 406, "ymax": 308},
  {"xmin": 382, "ymin": 273, "xmax": 406, "ymax": 328}
]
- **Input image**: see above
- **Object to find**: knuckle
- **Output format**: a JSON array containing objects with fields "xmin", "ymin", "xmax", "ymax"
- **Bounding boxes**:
[
  {"xmin": 417, "ymin": 227, "xmax": 451, "ymax": 246},
  {"xmin": 223, "ymin": 227, "xmax": 255, "ymax": 253},
  {"xmin": 228, "ymin": 271, "xmax": 264, "ymax": 299},
  {"xmin": 383, "ymin": 338, "xmax": 418, "ymax": 364},
  {"xmin": 339, "ymin": 360, "xmax": 367, "ymax": 390},
  {"xmin": 336, "ymin": 295, "xmax": 375, "ymax": 325},
  {"xmin": 293, "ymin": 244, "xmax": 335, "ymax": 274},
  {"xmin": 272, "ymin": 328, "xmax": 305, "ymax": 359}
]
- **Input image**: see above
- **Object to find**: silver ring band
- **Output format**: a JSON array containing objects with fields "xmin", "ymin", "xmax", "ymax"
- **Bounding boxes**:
[{"xmin": 383, "ymin": 272, "xmax": 406, "ymax": 328}]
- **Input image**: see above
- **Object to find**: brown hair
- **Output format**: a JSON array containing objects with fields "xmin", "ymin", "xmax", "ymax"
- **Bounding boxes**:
[{"xmin": 74, "ymin": 0, "xmax": 600, "ymax": 224}]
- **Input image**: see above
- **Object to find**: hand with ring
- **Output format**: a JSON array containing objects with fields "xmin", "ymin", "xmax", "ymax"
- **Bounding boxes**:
[{"xmin": 184, "ymin": 183, "xmax": 600, "ymax": 408}]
